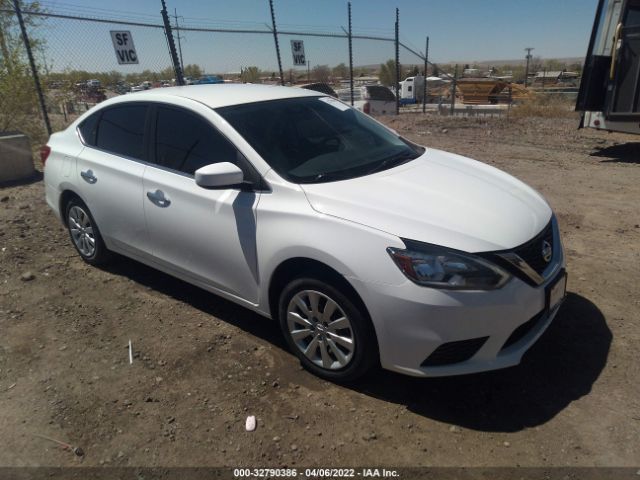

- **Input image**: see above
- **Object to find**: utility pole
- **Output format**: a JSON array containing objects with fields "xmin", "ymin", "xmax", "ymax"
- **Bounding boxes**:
[
  {"xmin": 422, "ymin": 36, "xmax": 429, "ymax": 114},
  {"xmin": 524, "ymin": 47, "xmax": 534, "ymax": 88},
  {"xmin": 174, "ymin": 8, "xmax": 184, "ymax": 71}
]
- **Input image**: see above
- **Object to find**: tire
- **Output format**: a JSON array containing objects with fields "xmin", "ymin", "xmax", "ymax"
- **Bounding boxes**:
[
  {"xmin": 65, "ymin": 197, "xmax": 111, "ymax": 266},
  {"xmin": 278, "ymin": 276, "xmax": 377, "ymax": 382}
]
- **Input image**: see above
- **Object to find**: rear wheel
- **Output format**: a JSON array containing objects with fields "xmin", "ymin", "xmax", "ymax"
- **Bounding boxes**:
[
  {"xmin": 278, "ymin": 277, "xmax": 377, "ymax": 382},
  {"xmin": 65, "ymin": 197, "xmax": 111, "ymax": 265}
]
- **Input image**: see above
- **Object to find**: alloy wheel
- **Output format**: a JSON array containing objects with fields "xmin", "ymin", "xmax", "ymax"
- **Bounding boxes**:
[
  {"xmin": 68, "ymin": 205, "xmax": 96, "ymax": 257},
  {"xmin": 286, "ymin": 290, "xmax": 355, "ymax": 370}
]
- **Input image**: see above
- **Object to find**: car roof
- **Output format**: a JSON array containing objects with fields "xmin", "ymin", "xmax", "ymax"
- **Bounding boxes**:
[{"xmin": 108, "ymin": 83, "xmax": 323, "ymax": 109}]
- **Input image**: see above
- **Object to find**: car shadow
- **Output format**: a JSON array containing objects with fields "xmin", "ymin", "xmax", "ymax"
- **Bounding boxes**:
[
  {"xmin": 100, "ymin": 256, "xmax": 288, "ymax": 350},
  {"xmin": 352, "ymin": 292, "xmax": 611, "ymax": 432},
  {"xmin": 590, "ymin": 142, "xmax": 640, "ymax": 164},
  {"xmin": 100, "ymin": 258, "xmax": 610, "ymax": 433}
]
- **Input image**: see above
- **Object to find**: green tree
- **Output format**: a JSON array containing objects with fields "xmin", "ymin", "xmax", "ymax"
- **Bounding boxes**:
[
  {"xmin": 311, "ymin": 64, "xmax": 330, "ymax": 83},
  {"xmin": 378, "ymin": 59, "xmax": 398, "ymax": 87},
  {"xmin": 183, "ymin": 64, "xmax": 203, "ymax": 79},
  {"xmin": 0, "ymin": 0, "xmax": 49, "ymax": 142},
  {"xmin": 332, "ymin": 62, "xmax": 348, "ymax": 79},
  {"xmin": 241, "ymin": 66, "xmax": 261, "ymax": 83}
]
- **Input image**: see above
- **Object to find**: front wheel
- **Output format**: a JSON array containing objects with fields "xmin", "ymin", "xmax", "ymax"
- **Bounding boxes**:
[{"xmin": 278, "ymin": 277, "xmax": 377, "ymax": 382}]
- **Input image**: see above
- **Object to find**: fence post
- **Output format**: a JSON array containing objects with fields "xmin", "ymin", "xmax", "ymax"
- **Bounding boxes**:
[
  {"xmin": 450, "ymin": 64, "xmax": 458, "ymax": 116},
  {"xmin": 12, "ymin": 0, "xmax": 51, "ymax": 137},
  {"xmin": 348, "ymin": 2, "xmax": 354, "ymax": 106},
  {"xmin": 394, "ymin": 8, "xmax": 400, "ymax": 115},
  {"xmin": 174, "ymin": 8, "xmax": 184, "ymax": 71},
  {"xmin": 422, "ymin": 36, "xmax": 429, "ymax": 114},
  {"xmin": 269, "ymin": 0, "xmax": 285, "ymax": 86},
  {"xmin": 160, "ymin": 0, "xmax": 184, "ymax": 85}
]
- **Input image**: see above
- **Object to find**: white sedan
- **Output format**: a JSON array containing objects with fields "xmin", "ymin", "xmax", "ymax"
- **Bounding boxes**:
[{"xmin": 42, "ymin": 84, "xmax": 566, "ymax": 381}]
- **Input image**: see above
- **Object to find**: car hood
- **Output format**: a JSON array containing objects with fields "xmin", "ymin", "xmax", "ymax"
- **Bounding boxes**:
[{"xmin": 300, "ymin": 149, "xmax": 552, "ymax": 252}]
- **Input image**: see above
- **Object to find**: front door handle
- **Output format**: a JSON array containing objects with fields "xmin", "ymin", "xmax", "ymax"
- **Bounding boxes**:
[
  {"xmin": 146, "ymin": 189, "xmax": 171, "ymax": 208},
  {"xmin": 80, "ymin": 169, "xmax": 97, "ymax": 184}
]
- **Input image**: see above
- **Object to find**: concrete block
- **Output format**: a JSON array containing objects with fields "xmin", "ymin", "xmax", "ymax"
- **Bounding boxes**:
[{"xmin": 0, "ymin": 132, "xmax": 35, "ymax": 183}]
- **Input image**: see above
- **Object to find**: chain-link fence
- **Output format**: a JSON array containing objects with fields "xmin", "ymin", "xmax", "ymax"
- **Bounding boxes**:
[{"xmin": 2, "ymin": 0, "xmax": 504, "ymax": 144}]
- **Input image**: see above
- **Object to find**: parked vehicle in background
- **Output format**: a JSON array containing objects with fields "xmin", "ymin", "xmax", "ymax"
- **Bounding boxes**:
[
  {"xmin": 299, "ymin": 82, "xmax": 338, "ymax": 98},
  {"xmin": 399, "ymin": 75, "xmax": 425, "ymax": 104},
  {"xmin": 87, "ymin": 79, "xmax": 101, "ymax": 88},
  {"xmin": 42, "ymin": 84, "xmax": 566, "ymax": 382},
  {"xmin": 130, "ymin": 85, "xmax": 145, "ymax": 93},
  {"xmin": 337, "ymin": 85, "xmax": 396, "ymax": 115},
  {"xmin": 577, "ymin": 0, "xmax": 640, "ymax": 134},
  {"xmin": 196, "ymin": 75, "xmax": 224, "ymax": 85}
]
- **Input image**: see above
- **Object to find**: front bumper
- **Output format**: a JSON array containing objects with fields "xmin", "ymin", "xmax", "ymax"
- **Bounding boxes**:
[{"xmin": 349, "ymin": 268, "xmax": 566, "ymax": 378}]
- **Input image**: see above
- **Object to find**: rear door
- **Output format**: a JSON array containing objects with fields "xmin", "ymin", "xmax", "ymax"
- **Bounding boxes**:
[
  {"xmin": 142, "ymin": 104, "xmax": 262, "ymax": 304},
  {"xmin": 75, "ymin": 103, "xmax": 150, "ymax": 257}
]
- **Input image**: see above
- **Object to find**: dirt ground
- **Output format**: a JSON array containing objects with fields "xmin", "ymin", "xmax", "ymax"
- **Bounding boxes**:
[{"xmin": 0, "ymin": 113, "xmax": 639, "ymax": 469}]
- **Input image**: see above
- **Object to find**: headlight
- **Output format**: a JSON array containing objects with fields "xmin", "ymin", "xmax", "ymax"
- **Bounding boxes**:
[{"xmin": 387, "ymin": 240, "xmax": 511, "ymax": 290}]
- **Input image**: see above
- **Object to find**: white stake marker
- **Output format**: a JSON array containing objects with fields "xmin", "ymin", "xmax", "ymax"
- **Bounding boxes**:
[{"xmin": 128, "ymin": 340, "xmax": 133, "ymax": 364}]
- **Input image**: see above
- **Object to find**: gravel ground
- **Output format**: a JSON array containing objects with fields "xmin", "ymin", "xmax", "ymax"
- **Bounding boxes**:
[{"xmin": 0, "ymin": 114, "xmax": 638, "ymax": 468}]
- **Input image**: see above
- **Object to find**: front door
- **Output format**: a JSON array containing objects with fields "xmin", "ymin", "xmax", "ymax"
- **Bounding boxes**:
[{"xmin": 142, "ymin": 105, "xmax": 261, "ymax": 304}]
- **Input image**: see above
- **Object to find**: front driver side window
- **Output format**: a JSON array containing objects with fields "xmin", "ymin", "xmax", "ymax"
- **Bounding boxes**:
[{"xmin": 155, "ymin": 106, "xmax": 238, "ymax": 175}]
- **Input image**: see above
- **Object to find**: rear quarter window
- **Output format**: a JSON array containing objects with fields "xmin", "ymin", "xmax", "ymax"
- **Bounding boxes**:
[
  {"xmin": 77, "ymin": 112, "xmax": 100, "ymax": 146},
  {"xmin": 95, "ymin": 105, "xmax": 147, "ymax": 160}
]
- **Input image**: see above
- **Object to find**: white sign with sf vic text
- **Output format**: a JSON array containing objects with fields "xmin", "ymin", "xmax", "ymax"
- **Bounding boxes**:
[
  {"xmin": 110, "ymin": 31, "xmax": 138, "ymax": 65},
  {"xmin": 290, "ymin": 39, "xmax": 306, "ymax": 66}
]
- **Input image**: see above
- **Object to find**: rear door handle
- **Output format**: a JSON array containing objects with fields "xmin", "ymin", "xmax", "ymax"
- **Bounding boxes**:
[
  {"xmin": 80, "ymin": 169, "xmax": 97, "ymax": 184},
  {"xmin": 146, "ymin": 189, "xmax": 171, "ymax": 208}
]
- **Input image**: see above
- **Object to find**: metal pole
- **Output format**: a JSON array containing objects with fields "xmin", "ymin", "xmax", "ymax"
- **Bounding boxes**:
[
  {"xmin": 12, "ymin": 0, "xmax": 51, "ymax": 136},
  {"xmin": 269, "ymin": 0, "xmax": 284, "ymax": 86},
  {"xmin": 524, "ymin": 47, "xmax": 533, "ymax": 88},
  {"xmin": 160, "ymin": 0, "xmax": 184, "ymax": 85},
  {"xmin": 174, "ymin": 8, "xmax": 184, "ymax": 71},
  {"xmin": 422, "ymin": 36, "xmax": 429, "ymax": 114},
  {"xmin": 450, "ymin": 64, "xmax": 458, "ymax": 116},
  {"xmin": 394, "ymin": 8, "xmax": 400, "ymax": 115},
  {"xmin": 348, "ymin": 2, "xmax": 354, "ymax": 106}
]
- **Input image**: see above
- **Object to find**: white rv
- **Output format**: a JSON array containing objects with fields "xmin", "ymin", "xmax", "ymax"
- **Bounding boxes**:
[
  {"xmin": 400, "ymin": 75, "xmax": 425, "ymax": 104},
  {"xmin": 577, "ymin": 0, "xmax": 640, "ymax": 134}
]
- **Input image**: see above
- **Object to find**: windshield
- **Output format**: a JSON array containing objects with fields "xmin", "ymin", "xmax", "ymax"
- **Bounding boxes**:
[{"xmin": 216, "ymin": 96, "xmax": 424, "ymax": 184}]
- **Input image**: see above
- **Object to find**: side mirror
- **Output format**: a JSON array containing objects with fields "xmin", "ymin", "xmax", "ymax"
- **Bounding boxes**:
[{"xmin": 195, "ymin": 162, "xmax": 244, "ymax": 189}]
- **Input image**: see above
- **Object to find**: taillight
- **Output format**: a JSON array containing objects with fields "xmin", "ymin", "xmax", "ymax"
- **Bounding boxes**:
[
  {"xmin": 363, "ymin": 102, "xmax": 371, "ymax": 114},
  {"xmin": 40, "ymin": 145, "xmax": 51, "ymax": 167}
]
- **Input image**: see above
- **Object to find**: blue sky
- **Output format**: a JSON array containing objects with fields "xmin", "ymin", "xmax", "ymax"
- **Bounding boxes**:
[{"xmin": 37, "ymin": 0, "xmax": 599, "ymax": 73}]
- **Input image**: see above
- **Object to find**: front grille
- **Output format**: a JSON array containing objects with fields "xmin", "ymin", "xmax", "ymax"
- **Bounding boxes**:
[
  {"xmin": 512, "ymin": 221, "xmax": 554, "ymax": 275},
  {"xmin": 501, "ymin": 310, "xmax": 545, "ymax": 350},
  {"xmin": 479, "ymin": 219, "xmax": 556, "ymax": 287},
  {"xmin": 421, "ymin": 337, "xmax": 488, "ymax": 367}
]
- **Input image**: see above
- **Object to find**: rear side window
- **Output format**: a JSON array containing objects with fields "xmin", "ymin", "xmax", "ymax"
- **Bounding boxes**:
[
  {"xmin": 154, "ymin": 106, "xmax": 238, "ymax": 175},
  {"xmin": 96, "ymin": 105, "xmax": 147, "ymax": 160},
  {"xmin": 78, "ymin": 112, "xmax": 100, "ymax": 146}
]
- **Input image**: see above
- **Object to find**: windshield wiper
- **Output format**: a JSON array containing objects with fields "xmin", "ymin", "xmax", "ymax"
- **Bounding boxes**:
[{"xmin": 364, "ymin": 150, "xmax": 417, "ymax": 176}]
